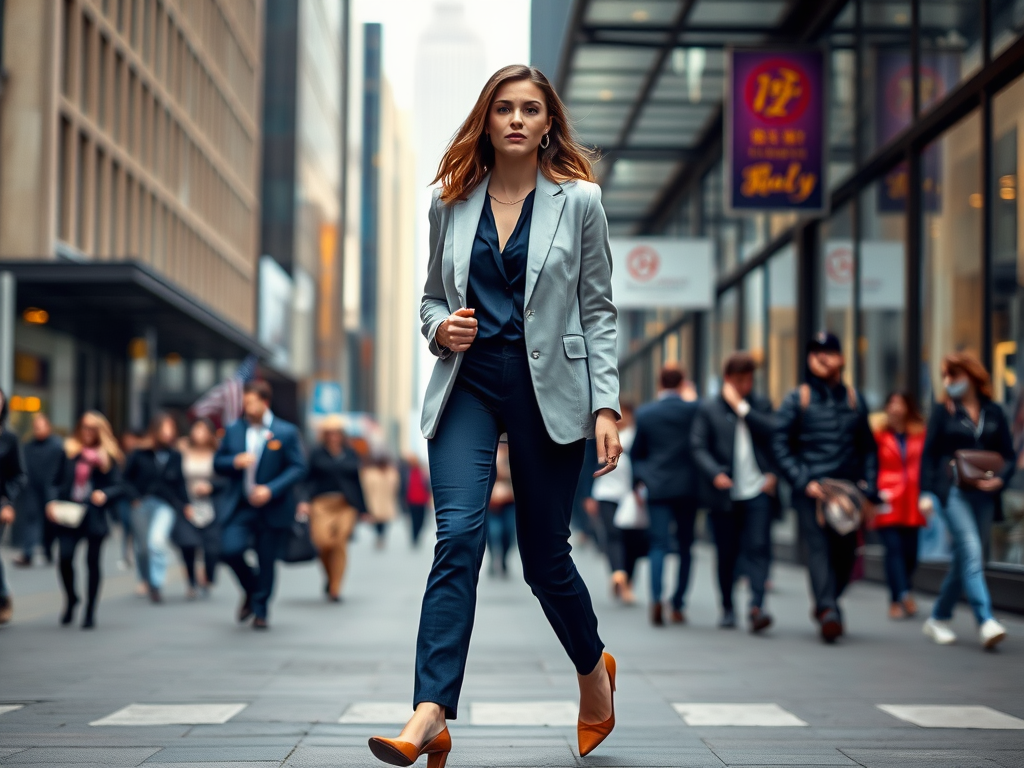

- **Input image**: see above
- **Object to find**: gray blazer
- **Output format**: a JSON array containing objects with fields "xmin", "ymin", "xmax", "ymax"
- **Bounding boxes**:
[{"xmin": 420, "ymin": 170, "xmax": 620, "ymax": 444}]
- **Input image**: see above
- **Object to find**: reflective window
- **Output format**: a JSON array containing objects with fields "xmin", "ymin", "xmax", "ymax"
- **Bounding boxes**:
[
  {"xmin": 743, "ymin": 266, "xmax": 767, "ymax": 395},
  {"xmin": 713, "ymin": 289, "xmax": 739, "ymax": 395},
  {"xmin": 919, "ymin": 1, "xmax": 984, "ymax": 90},
  {"xmin": 821, "ymin": 204, "xmax": 856, "ymax": 387},
  {"xmin": 767, "ymin": 246, "xmax": 798, "ymax": 407},
  {"xmin": 921, "ymin": 109, "xmax": 983, "ymax": 407},
  {"xmin": 992, "ymin": 0, "xmax": 1024, "ymax": 58}
]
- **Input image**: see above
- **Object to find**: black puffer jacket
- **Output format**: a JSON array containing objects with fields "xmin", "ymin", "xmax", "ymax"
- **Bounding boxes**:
[{"xmin": 772, "ymin": 377, "xmax": 878, "ymax": 496}]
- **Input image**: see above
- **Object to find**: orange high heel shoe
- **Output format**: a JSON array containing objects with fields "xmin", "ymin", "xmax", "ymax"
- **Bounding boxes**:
[
  {"xmin": 368, "ymin": 727, "xmax": 451, "ymax": 768},
  {"xmin": 578, "ymin": 652, "xmax": 616, "ymax": 757}
]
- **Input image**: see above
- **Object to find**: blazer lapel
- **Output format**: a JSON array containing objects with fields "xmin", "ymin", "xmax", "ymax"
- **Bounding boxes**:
[
  {"xmin": 452, "ymin": 177, "xmax": 490, "ymax": 304},
  {"xmin": 524, "ymin": 171, "xmax": 566, "ymax": 307}
]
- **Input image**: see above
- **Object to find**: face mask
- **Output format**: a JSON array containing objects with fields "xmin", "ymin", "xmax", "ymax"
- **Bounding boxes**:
[{"xmin": 945, "ymin": 379, "xmax": 969, "ymax": 400}]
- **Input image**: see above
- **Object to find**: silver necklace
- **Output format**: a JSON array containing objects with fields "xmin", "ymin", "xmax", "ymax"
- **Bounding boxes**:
[{"xmin": 488, "ymin": 190, "xmax": 531, "ymax": 206}]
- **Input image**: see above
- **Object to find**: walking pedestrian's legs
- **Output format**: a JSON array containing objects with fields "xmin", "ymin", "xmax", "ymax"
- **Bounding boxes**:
[
  {"xmin": 796, "ymin": 494, "xmax": 838, "ymax": 615},
  {"xmin": 737, "ymin": 494, "xmax": 773, "ymax": 609},
  {"xmin": 932, "ymin": 487, "xmax": 994, "ymax": 625},
  {"xmin": 409, "ymin": 504, "xmax": 427, "ymax": 546},
  {"xmin": 708, "ymin": 511, "xmax": 742, "ymax": 613},
  {"xmin": 878, "ymin": 526, "xmax": 909, "ymax": 603},
  {"xmin": 146, "ymin": 499, "xmax": 176, "ymax": 590},
  {"xmin": 671, "ymin": 502, "xmax": 697, "ymax": 612},
  {"xmin": 221, "ymin": 509, "xmax": 259, "ymax": 604},
  {"xmin": 646, "ymin": 502, "xmax": 673, "ymax": 605}
]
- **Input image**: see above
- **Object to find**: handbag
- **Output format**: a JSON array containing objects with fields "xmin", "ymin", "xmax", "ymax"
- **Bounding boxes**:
[
  {"xmin": 816, "ymin": 478, "xmax": 866, "ymax": 536},
  {"xmin": 188, "ymin": 499, "xmax": 216, "ymax": 529},
  {"xmin": 49, "ymin": 501, "xmax": 88, "ymax": 528},
  {"xmin": 612, "ymin": 492, "xmax": 649, "ymax": 529},
  {"xmin": 280, "ymin": 519, "xmax": 317, "ymax": 564},
  {"xmin": 953, "ymin": 450, "xmax": 1006, "ymax": 490}
]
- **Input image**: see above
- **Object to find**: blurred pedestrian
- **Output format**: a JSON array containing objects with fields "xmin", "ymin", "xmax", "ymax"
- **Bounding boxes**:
[
  {"xmin": 176, "ymin": 418, "xmax": 223, "ymax": 597},
  {"xmin": 691, "ymin": 353, "xmax": 778, "ymax": 632},
  {"xmin": 589, "ymin": 403, "xmax": 644, "ymax": 604},
  {"xmin": 299, "ymin": 416, "xmax": 365, "ymax": 602},
  {"xmin": 873, "ymin": 392, "xmax": 927, "ymax": 620},
  {"xmin": 123, "ymin": 413, "xmax": 191, "ymax": 603},
  {"xmin": 13, "ymin": 413, "xmax": 63, "ymax": 568},
  {"xmin": 921, "ymin": 351, "xmax": 1014, "ymax": 649},
  {"xmin": 0, "ymin": 387, "xmax": 26, "ymax": 625},
  {"xmin": 49, "ymin": 411, "xmax": 123, "ymax": 629},
  {"xmin": 116, "ymin": 430, "xmax": 143, "ymax": 578},
  {"xmin": 214, "ymin": 380, "xmax": 306, "ymax": 630},
  {"xmin": 773, "ymin": 332, "xmax": 878, "ymax": 643},
  {"xmin": 368, "ymin": 66, "xmax": 620, "ymax": 764},
  {"xmin": 405, "ymin": 454, "xmax": 431, "ymax": 547},
  {"xmin": 362, "ymin": 455, "xmax": 399, "ymax": 549},
  {"xmin": 631, "ymin": 365, "xmax": 701, "ymax": 626},
  {"xmin": 487, "ymin": 443, "xmax": 516, "ymax": 577}
]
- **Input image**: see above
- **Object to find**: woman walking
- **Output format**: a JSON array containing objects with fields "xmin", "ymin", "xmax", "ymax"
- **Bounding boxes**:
[
  {"xmin": 404, "ymin": 454, "xmax": 431, "ymax": 547},
  {"xmin": 921, "ymin": 351, "xmax": 1014, "ymax": 648},
  {"xmin": 873, "ymin": 393, "xmax": 926, "ymax": 619},
  {"xmin": 0, "ymin": 387, "xmax": 26, "ymax": 625},
  {"xmin": 177, "ymin": 419, "xmax": 222, "ymax": 597},
  {"xmin": 123, "ymin": 413, "xmax": 191, "ymax": 603},
  {"xmin": 301, "ymin": 416, "xmax": 366, "ymax": 602},
  {"xmin": 362, "ymin": 456, "xmax": 399, "ymax": 549},
  {"xmin": 49, "ymin": 412, "xmax": 123, "ymax": 629},
  {"xmin": 368, "ymin": 65, "xmax": 621, "ymax": 767}
]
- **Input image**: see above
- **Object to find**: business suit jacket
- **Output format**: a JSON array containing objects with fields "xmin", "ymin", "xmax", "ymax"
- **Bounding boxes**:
[
  {"xmin": 419, "ymin": 170, "xmax": 619, "ymax": 444},
  {"xmin": 690, "ymin": 394, "xmax": 777, "ymax": 512},
  {"xmin": 213, "ymin": 416, "xmax": 306, "ymax": 529},
  {"xmin": 630, "ymin": 395, "xmax": 701, "ymax": 501},
  {"xmin": 122, "ymin": 448, "xmax": 190, "ymax": 514}
]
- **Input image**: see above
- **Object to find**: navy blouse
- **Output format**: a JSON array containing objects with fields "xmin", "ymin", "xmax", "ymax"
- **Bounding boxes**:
[{"xmin": 465, "ymin": 190, "xmax": 536, "ymax": 342}]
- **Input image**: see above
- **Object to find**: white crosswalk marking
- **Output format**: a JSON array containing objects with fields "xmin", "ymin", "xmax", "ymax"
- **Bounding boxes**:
[
  {"xmin": 878, "ymin": 705, "xmax": 1024, "ymax": 729},
  {"xmin": 90, "ymin": 703, "xmax": 248, "ymax": 726},
  {"xmin": 339, "ymin": 703, "xmax": 411, "ymax": 724},
  {"xmin": 673, "ymin": 703, "xmax": 808, "ymax": 726},
  {"xmin": 469, "ymin": 701, "xmax": 578, "ymax": 726},
  {"xmin": 0, "ymin": 705, "xmax": 24, "ymax": 716}
]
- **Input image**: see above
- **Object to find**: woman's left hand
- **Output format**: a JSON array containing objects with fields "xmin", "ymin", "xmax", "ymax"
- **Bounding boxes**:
[
  {"xmin": 90, "ymin": 489, "xmax": 107, "ymax": 506},
  {"xmin": 593, "ymin": 409, "xmax": 622, "ymax": 478},
  {"xmin": 976, "ymin": 477, "xmax": 1005, "ymax": 493}
]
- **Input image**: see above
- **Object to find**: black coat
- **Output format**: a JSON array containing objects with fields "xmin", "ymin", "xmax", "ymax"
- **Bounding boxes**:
[
  {"xmin": 0, "ymin": 430, "xmax": 26, "ymax": 509},
  {"xmin": 304, "ymin": 446, "xmax": 367, "ymax": 514},
  {"xmin": 920, "ymin": 400, "xmax": 1015, "ymax": 504},
  {"xmin": 691, "ymin": 393, "xmax": 777, "ymax": 512},
  {"xmin": 630, "ymin": 395, "xmax": 701, "ymax": 501},
  {"xmin": 123, "ymin": 448, "xmax": 190, "ymax": 513},
  {"xmin": 772, "ymin": 377, "xmax": 878, "ymax": 497},
  {"xmin": 53, "ymin": 449, "xmax": 123, "ymax": 539},
  {"xmin": 18, "ymin": 435, "xmax": 65, "ymax": 522}
]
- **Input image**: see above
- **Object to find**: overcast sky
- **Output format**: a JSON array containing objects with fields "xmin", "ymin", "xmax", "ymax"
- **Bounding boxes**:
[{"xmin": 353, "ymin": 0, "xmax": 533, "ymax": 111}]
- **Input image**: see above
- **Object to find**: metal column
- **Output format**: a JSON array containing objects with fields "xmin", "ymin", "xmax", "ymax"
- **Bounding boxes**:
[{"xmin": 0, "ymin": 271, "xmax": 14, "ymax": 396}]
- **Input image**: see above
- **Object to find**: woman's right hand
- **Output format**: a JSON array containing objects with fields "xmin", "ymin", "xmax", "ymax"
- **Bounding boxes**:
[
  {"xmin": 194, "ymin": 480, "xmax": 214, "ymax": 497},
  {"xmin": 919, "ymin": 494, "xmax": 934, "ymax": 518},
  {"xmin": 436, "ymin": 308, "xmax": 477, "ymax": 352}
]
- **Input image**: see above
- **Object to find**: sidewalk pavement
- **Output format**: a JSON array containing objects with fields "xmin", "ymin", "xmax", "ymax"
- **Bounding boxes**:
[{"xmin": 1, "ymin": 518, "xmax": 1022, "ymax": 767}]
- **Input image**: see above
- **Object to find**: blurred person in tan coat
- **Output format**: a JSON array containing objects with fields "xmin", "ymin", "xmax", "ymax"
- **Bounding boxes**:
[{"xmin": 362, "ymin": 454, "xmax": 400, "ymax": 549}]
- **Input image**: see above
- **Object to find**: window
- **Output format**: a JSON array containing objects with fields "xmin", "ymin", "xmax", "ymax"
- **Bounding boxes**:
[
  {"xmin": 94, "ymin": 148, "xmax": 105, "ymax": 255},
  {"xmin": 61, "ymin": 0, "xmax": 74, "ymax": 96},
  {"xmin": 920, "ymin": 0, "xmax": 984, "ymax": 91},
  {"xmin": 821, "ymin": 204, "xmax": 855, "ymax": 386},
  {"xmin": 113, "ymin": 53, "xmax": 124, "ymax": 141},
  {"xmin": 76, "ymin": 132, "xmax": 88, "ymax": 248},
  {"xmin": 860, "ymin": 178, "xmax": 907, "ymax": 411},
  {"xmin": 81, "ymin": 15, "xmax": 93, "ymax": 114},
  {"xmin": 993, "ymin": 0, "xmax": 1024, "ymax": 58},
  {"xmin": 57, "ymin": 118, "xmax": 71, "ymax": 242},
  {"xmin": 713, "ymin": 288, "xmax": 739, "ymax": 394},
  {"xmin": 767, "ymin": 245, "xmax": 798, "ymax": 407},
  {"xmin": 109, "ymin": 162, "xmax": 120, "ymax": 255},
  {"xmin": 921, "ymin": 109, "xmax": 983, "ymax": 406},
  {"xmin": 98, "ymin": 35, "xmax": 109, "ymax": 128},
  {"xmin": 743, "ymin": 266, "xmax": 767, "ymax": 395}
]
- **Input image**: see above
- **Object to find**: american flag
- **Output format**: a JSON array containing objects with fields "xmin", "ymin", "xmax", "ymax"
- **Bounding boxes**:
[{"xmin": 190, "ymin": 355, "xmax": 258, "ymax": 427}]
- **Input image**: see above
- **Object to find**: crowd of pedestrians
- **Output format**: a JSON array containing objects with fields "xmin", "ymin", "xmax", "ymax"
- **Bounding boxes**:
[
  {"xmin": 0, "ymin": 336, "xmax": 1017, "ymax": 651},
  {"xmin": 584, "ymin": 334, "xmax": 1013, "ymax": 650},
  {"xmin": 0, "ymin": 380, "xmax": 431, "ymax": 630}
]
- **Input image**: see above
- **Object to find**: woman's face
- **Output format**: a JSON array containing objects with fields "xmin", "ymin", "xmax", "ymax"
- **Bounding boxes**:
[
  {"xmin": 323, "ymin": 429, "xmax": 344, "ymax": 452},
  {"xmin": 80, "ymin": 420, "xmax": 99, "ymax": 447},
  {"xmin": 885, "ymin": 395, "xmax": 907, "ymax": 423},
  {"xmin": 190, "ymin": 422, "xmax": 212, "ymax": 448},
  {"xmin": 486, "ymin": 79, "xmax": 553, "ymax": 162}
]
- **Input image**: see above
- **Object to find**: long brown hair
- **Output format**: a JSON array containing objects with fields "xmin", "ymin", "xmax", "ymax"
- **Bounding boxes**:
[
  {"xmin": 433, "ymin": 65, "xmax": 597, "ymax": 204},
  {"xmin": 66, "ymin": 411, "xmax": 124, "ymax": 469},
  {"xmin": 941, "ymin": 350, "xmax": 993, "ymax": 403}
]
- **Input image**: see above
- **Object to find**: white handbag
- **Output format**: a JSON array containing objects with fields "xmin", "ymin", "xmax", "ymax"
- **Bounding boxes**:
[
  {"xmin": 188, "ymin": 500, "xmax": 216, "ymax": 529},
  {"xmin": 49, "ymin": 501, "xmax": 88, "ymax": 528},
  {"xmin": 613, "ymin": 492, "xmax": 649, "ymax": 530}
]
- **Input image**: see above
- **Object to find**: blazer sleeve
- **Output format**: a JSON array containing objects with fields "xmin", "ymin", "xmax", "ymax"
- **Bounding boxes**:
[
  {"xmin": 690, "ymin": 405, "xmax": 727, "ymax": 481},
  {"xmin": 421, "ymin": 190, "xmax": 453, "ymax": 360},
  {"xmin": 264, "ymin": 427, "xmax": 307, "ymax": 501},
  {"xmin": 577, "ymin": 184, "xmax": 620, "ymax": 417}
]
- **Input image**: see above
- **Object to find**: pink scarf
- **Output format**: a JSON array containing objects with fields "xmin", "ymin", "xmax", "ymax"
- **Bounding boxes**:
[{"xmin": 72, "ymin": 447, "xmax": 101, "ymax": 503}]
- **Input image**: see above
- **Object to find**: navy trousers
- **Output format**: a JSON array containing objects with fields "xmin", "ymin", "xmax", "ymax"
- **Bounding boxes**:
[
  {"xmin": 220, "ymin": 506, "xmax": 282, "ymax": 620},
  {"xmin": 415, "ymin": 343, "xmax": 605, "ymax": 719}
]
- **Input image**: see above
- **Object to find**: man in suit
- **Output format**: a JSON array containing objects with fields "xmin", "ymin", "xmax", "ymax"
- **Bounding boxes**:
[
  {"xmin": 215, "ymin": 380, "xmax": 306, "ymax": 629},
  {"xmin": 691, "ymin": 352, "xmax": 778, "ymax": 633},
  {"xmin": 630, "ymin": 365, "xmax": 701, "ymax": 626}
]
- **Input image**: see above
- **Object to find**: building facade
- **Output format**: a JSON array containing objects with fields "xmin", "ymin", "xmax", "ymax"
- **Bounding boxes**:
[
  {"xmin": 552, "ymin": 0, "xmax": 1024, "ymax": 572},
  {"xmin": 0, "ymin": 0, "xmax": 265, "ymax": 433}
]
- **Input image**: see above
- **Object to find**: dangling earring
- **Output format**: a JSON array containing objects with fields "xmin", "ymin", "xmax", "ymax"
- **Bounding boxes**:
[{"xmin": 540, "ymin": 133, "xmax": 550, "ymax": 149}]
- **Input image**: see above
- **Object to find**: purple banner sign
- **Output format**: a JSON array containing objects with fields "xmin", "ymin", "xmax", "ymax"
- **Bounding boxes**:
[{"xmin": 727, "ymin": 48, "xmax": 827, "ymax": 214}]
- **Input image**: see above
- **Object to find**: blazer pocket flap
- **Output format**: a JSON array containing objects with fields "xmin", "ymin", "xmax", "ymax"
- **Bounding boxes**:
[{"xmin": 562, "ymin": 334, "xmax": 588, "ymax": 359}]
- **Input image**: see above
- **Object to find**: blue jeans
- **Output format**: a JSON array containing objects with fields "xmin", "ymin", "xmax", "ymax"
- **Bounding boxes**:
[
  {"xmin": 647, "ymin": 498, "xmax": 698, "ymax": 610},
  {"xmin": 709, "ymin": 493, "xmax": 774, "ymax": 611},
  {"xmin": 487, "ymin": 502, "xmax": 516, "ymax": 573},
  {"xmin": 416, "ymin": 343, "xmax": 604, "ymax": 719},
  {"xmin": 140, "ymin": 497, "xmax": 176, "ymax": 589},
  {"xmin": 932, "ymin": 487, "xmax": 994, "ymax": 625},
  {"xmin": 877, "ymin": 526, "xmax": 919, "ymax": 603}
]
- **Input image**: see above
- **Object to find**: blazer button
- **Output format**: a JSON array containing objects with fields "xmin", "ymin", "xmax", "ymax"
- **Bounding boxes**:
[{"xmin": 531, "ymin": 351, "xmax": 540, "ymax": 359}]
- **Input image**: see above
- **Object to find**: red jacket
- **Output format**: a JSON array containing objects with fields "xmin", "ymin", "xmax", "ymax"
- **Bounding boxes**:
[{"xmin": 873, "ymin": 428, "xmax": 926, "ymax": 528}]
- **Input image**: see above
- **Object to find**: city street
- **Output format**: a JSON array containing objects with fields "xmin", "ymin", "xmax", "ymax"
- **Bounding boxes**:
[{"xmin": 1, "ymin": 521, "xmax": 1023, "ymax": 768}]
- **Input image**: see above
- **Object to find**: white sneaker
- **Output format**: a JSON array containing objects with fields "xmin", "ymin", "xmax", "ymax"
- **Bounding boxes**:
[
  {"xmin": 980, "ymin": 619, "xmax": 1007, "ymax": 649},
  {"xmin": 923, "ymin": 617, "xmax": 957, "ymax": 645}
]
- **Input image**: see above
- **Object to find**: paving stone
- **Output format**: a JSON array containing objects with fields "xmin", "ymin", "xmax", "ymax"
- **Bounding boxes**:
[
  {"xmin": 0, "ymin": 746, "xmax": 161, "ymax": 765},
  {"xmin": 673, "ymin": 704, "xmax": 808, "ymax": 727},
  {"xmin": 877, "ymin": 705, "xmax": 1024, "ymax": 729},
  {"xmin": 91, "ymin": 704, "xmax": 248, "ymax": 727},
  {"xmin": 143, "ymin": 746, "xmax": 294, "ymax": 763},
  {"xmin": 704, "ymin": 748, "xmax": 859, "ymax": 766},
  {"xmin": 840, "ymin": 749, "xmax": 1005, "ymax": 768}
]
